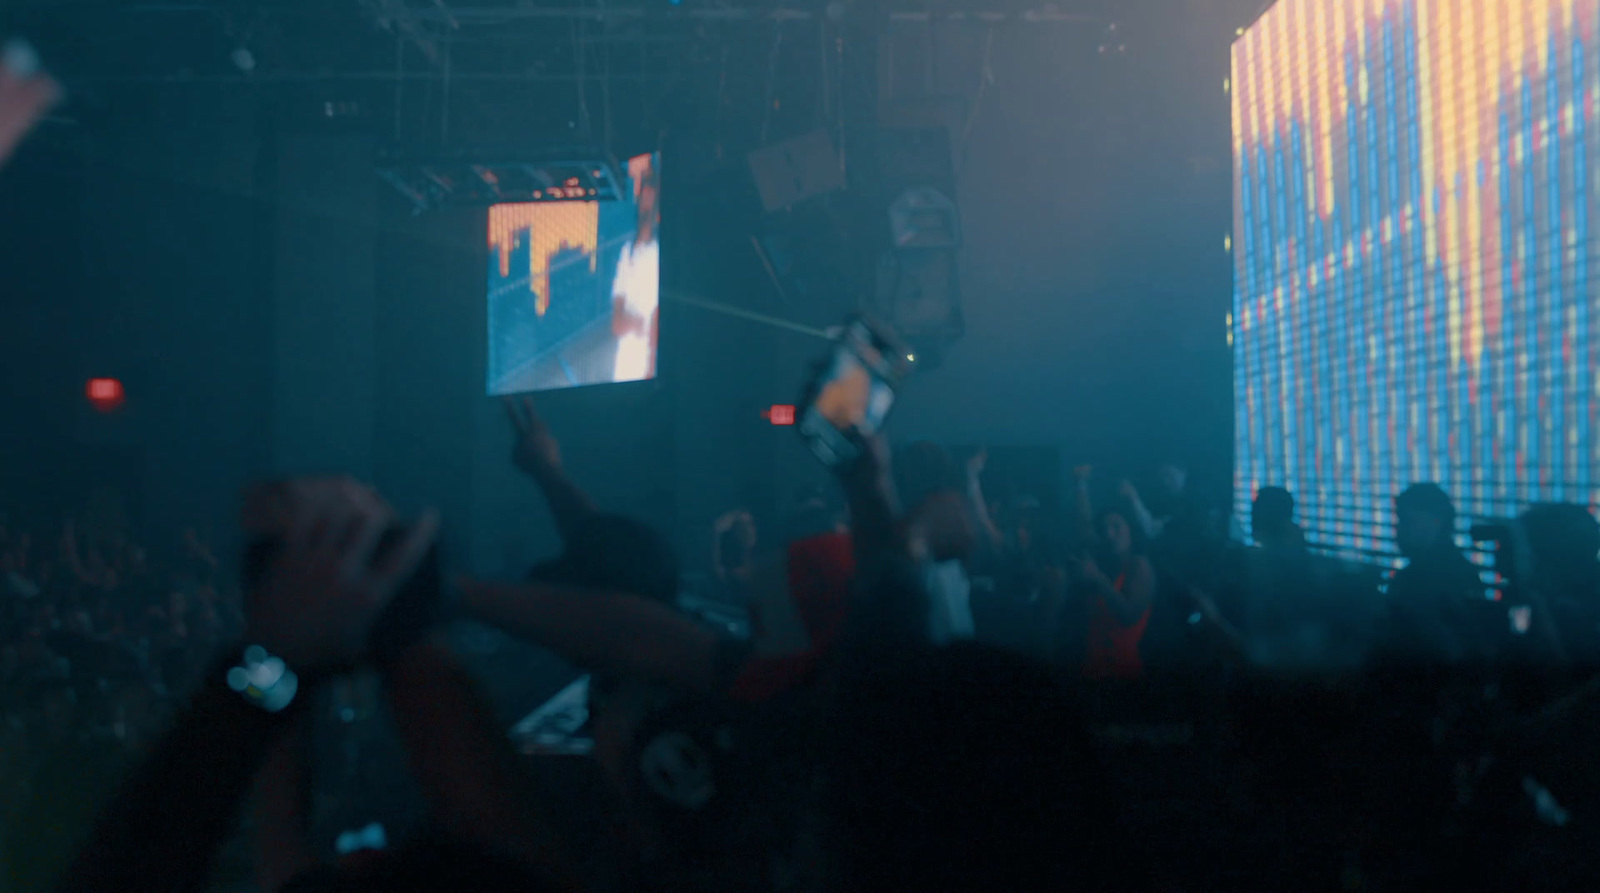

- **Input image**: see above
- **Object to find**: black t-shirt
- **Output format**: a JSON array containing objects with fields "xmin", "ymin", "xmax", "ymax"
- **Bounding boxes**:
[{"xmin": 1383, "ymin": 548, "xmax": 1497, "ymax": 663}]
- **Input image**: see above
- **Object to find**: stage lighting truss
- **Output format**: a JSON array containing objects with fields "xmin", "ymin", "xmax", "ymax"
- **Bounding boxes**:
[{"xmin": 376, "ymin": 148, "xmax": 625, "ymax": 212}]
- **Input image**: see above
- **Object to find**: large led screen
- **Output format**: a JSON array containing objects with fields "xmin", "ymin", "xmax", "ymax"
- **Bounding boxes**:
[
  {"xmin": 1231, "ymin": 0, "xmax": 1599, "ymax": 568},
  {"xmin": 488, "ymin": 152, "xmax": 660, "ymax": 394}
]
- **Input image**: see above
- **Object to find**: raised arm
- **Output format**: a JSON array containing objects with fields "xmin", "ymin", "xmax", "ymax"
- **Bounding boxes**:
[
  {"xmin": 964, "ymin": 449, "xmax": 1004, "ymax": 553},
  {"xmin": 505, "ymin": 397, "xmax": 597, "ymax": 545},
  {"xmin": 711, "ymin": 510, "xmax": 746, "ymax": 582},
  {"xmin": 833, "ymin": 431, "xmax": 938, "ymax": 649},
  {"xmin": 1073, "ymin": 466, "xmax": 1096, "ymax": 544},
  {"xmin": 837, "ymin": 430, "xmax": 906, "ymax": 572},
  {"xmin": 252, "ymin": 717, "xmax": 318, "ymax": 893},
  {"xmin": 457, "ymin": 579, "xmax": 734, "ymax": 696},
  {"xmin": 1119, "ymin": 479, "xmax": 1161, "ymax": 541},
  {"xmin": 56, "ymin": 663, "xmax": 306, "ymax": 893},
  {"xmin": 1186, "ymin": 585, "xmax": 1249, "ymax": 661},
  {"xmin": 58, "ymin": 482, "xmax": 437, "ymax": 893},
  {"xmin": 1071, "ymin": 553, "xmax": 1155, "ymax": 626}
]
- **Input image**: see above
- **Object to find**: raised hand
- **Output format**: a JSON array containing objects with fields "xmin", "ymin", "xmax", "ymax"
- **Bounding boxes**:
[
  {"xmin": 966, "ymin": 447, "xmax": 988, "ymax": 483},
  {"xmin": 1118, "ymin": 479, "xmax": 1141, "ymax": 503},
  {"xmin": 1073, "ymin": 464, "xmax": 1093, "ymax": 483},
  {"xmin": 503, "ymin": 395, "xmax": 562, "ymax": 477},
  {"xmin": 241, "ymin": 478, "xmax": 438, "ymax": 673},
  {"xmin": 0, "ymin": 40, "xmax": 60, "ymax": 171},
  {"xmin": 1072, "ymin": 553, "xmax": 1109, "ymax": 587}
]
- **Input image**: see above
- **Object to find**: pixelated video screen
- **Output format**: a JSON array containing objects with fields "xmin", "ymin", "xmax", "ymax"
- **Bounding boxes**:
[
  {"xmin": 487, "ymin": 153, "xmax": 660, "ymax": 394},
  {"xmin": 1231, "ymin": 0, "xmax": 1599, "ymax": 571}
]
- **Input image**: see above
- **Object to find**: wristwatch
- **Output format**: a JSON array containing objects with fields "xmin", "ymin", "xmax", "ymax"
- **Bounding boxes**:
[{"xmin": 225, "ymin": 644, "xmax": 300, "ymax": 713}]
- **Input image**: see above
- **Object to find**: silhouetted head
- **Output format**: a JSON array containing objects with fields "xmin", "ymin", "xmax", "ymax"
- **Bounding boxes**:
[
  {"xmin": 1252, "ymin": 486, "xmax": 1296, "ymax": 544},
  {"xmin": 1395, "ymin": 483, "xmax": 1457, "ymax": 559},
  {"xmin": 1097, "ymin": 507, "xmax": 1141, "ymax": 560}
]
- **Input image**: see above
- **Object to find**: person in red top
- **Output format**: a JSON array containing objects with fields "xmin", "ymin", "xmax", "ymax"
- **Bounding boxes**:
[
  {"xmin": 726, "ymin": 530, "xmax": 856, "ymax": 702},
  {"xmin": 1060, "ymin": 466, "xmax": 1156, "ymax": 679}
]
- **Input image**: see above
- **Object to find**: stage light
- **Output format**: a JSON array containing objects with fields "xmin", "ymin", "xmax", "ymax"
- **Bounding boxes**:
[
  {"xmin": 86, "ymin": 378, "xmax": 124, "ymax": 412},
  {"xmin": 377, "ymin": 148, "xmax": 625, "ymax": 213},
  {"xmin": 906, "ymin": 353, "xmax": 916, "ymax": 363},
  {"xmin": 765, "ymin": 404, "xmax": 796, "ymax": 426}
]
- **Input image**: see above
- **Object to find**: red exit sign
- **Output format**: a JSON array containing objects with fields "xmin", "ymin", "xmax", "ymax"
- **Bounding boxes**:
[
  {"xmin": 86, "ymin": 378, "xmax": 125, "ymax": 412},
  {"xmin": 763, "ymin": 404, "xmax": 796, "ymax": 426}
]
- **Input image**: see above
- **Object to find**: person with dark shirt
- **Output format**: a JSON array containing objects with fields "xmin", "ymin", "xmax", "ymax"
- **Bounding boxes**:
[
  {"xmin": 1518, "ymin": 502, "xmax": 1600, "ymax": 664},
  {"xmin": 1238, "ymin": 487, "xmax": 1313, "ymax": 639},
  {"xmin": 1196, "ymin": 486, "xmax": 1365, "ymax": 671},
  {"xmin": 1382, "ymin": 483, "xmax": 1496, "ymax": 664}
]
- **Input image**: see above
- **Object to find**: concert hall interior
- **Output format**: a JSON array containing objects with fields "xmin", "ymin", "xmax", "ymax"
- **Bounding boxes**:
[{"xmin": 0, "ymin": 0, "xmax": 1597, "ymax": 890}]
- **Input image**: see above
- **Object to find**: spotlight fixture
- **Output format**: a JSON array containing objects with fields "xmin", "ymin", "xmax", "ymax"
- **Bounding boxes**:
[
  {"xmin": 1097, "ymin": 21, "xmax": 1126, "ymax": 55},
  {"xmin": 376, "ymin": 147, "xmax": 625, "ymax": 212}
]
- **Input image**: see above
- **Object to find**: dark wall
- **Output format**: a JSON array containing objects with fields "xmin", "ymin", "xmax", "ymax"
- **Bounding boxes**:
[
  {"xmin": 272, "ymin": 134, "xmax": 380, "ymax": 482},
  {"xmin": 0, "ymin": 89, "xmax": 275, "ymax": 554},
  {"xmin": 881, "ymin": 4, "xmax": 1237, "ymax": 497}
]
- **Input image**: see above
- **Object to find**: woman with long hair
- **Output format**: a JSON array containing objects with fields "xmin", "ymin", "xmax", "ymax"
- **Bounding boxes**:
[{"xmin": 1052, "ymin": 466, "xmax": 1156, "ymax": 679}]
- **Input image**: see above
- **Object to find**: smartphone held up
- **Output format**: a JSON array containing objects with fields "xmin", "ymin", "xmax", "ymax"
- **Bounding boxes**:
[{"xmin": 797, "ymin": 316, "xmax": 908, "ymax": 471}]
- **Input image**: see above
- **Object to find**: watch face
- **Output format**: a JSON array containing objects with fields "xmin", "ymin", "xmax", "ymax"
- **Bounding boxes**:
[{"xmin": 228, "ymin": 646, "xmax": 299, "ymax": 713}]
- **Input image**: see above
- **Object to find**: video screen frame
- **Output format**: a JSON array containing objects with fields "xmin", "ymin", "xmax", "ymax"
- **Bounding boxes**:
[
  {"xmin": 1230, "ymin": 0, "xmax": 1599, "ymax": 571},
  {"xmin": 486, "ymin": 152, "xmax": 661, "ymax": 395}
]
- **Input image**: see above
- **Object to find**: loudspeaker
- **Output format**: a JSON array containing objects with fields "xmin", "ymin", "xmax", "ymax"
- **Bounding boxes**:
[
  {"xmin": 747, "ymin": 130, "xmax": 846, "ymax": 213},
  {"xmin": 870, "ymin": 247, "xmax": 963, "ymax": 368}
]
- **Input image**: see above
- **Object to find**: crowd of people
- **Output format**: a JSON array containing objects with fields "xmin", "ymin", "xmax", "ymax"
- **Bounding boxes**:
[
  {"xmin": 0, "ymin": 515, "xmax": 246, "ymax": 889},
  {"xmin": 692, "ymin": 442, "xmax": 1600, "ymax": 889},
  {"xmin": 704, "ymin": 451, "xmax": 1599, "ymax": 678}
]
